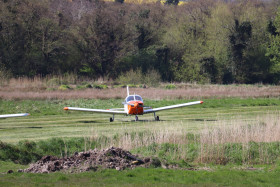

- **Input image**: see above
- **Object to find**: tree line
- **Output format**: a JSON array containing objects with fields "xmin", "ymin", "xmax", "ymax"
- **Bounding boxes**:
[{"xmin": 1, "ymin": 0, "xmax": 280, "ymax": 84}]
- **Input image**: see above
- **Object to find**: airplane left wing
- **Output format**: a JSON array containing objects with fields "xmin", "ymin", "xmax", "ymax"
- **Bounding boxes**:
[
  {"xmin": 143, "ymin": 101, "xmax": 203, "ymax": 114},
  {"xmin": 0, "ymin": 113, "xmax": 30, "ymax": 119},
  {"xmin": 64, "ymin": 107, "xmax": 127, "ymax": 115}
]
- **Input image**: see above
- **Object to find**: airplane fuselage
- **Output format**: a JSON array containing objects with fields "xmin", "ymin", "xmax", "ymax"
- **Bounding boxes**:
[
  {"xmin": 124, "ymin": 94, "xmax": 144, "ymax": 115},
  {"xmin": 127, "ymin": 101, "xmax": 144, "ymax": 115}
]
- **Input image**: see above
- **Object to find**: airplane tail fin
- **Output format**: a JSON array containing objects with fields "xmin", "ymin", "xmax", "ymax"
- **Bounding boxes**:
[{"xmin": 127, "ymin": 85, "xmax": 130, "ymax": 96}]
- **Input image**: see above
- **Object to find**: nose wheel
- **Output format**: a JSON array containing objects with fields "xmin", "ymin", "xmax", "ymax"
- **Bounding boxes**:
[{"xmin": 135, "ymin": 115, "xmax": 139, "ymax": 121}]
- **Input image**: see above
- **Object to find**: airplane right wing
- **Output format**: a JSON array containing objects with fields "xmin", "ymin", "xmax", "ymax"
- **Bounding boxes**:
[
  {"xmin": 143, "ymin": 101, "xmax": 203, "ymax": 114},
  {"xmin": 0, "ymin": 113, "xmax": 30, "ymax": 119},
  {"xmin": 64, "ymin": 107, "xmax": 127, "ymax": 115}
]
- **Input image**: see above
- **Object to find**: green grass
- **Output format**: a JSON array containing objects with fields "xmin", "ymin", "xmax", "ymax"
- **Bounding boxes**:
[
  {"xmin": 1, "ymin": 97, "xmax": 280, "ymax": 116},
  {"xmin": 0, "ymin": 167, "xmax": 280, "ymax": 186},
  {"xmin": 0, "ymin": 98, "xmax": 279, "ymax": 143},
  {"xmin": 0, "ymin": 161, "xmax": 28, "ymax": 173}
]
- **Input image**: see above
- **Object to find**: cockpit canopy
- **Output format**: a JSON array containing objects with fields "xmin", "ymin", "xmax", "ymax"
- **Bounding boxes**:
[{"xmin": 125, "ymin": 95, "xmax": 143, "ymax": 103}]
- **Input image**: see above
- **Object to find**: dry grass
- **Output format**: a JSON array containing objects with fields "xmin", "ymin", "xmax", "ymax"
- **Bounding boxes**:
[
  {"xmin": 85, "ymin": 112, "xmax": 280, "ymax": 164},
  {"xmin": 200, "ymin": 113, "xmax": 280, "ymax": 144},
  {"xmin": 1, "ymin": 79, "xmax": 280, "ymax": 100}
]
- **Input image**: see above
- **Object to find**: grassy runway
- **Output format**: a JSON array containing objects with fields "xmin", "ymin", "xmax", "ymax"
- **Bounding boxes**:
[{"xmin": 1, "ymin": 98, "xmax": 279, "ymax": 143}]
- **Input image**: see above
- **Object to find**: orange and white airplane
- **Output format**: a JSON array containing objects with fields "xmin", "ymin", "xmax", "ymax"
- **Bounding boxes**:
[
  {"xmin": 64, "ymin": 86, "xmax": 203, "ymax": 122},
  {"xmin": 0, "ymin": 113, "xmax": 29, "ymax": 119}
]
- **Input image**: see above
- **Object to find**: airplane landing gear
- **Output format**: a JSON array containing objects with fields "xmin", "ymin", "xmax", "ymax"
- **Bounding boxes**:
[
  {"xmin": 135, "ymin": 115, "xmax": 139, "ymax": 121},
  {"xmin": 110, "ymin": 115, "xmax": 115, "ymax": 122},
  {"xmin": 154, "ymin": 113, "xmax": 159, "ymax": 121},
  {"xmin": 156, "ymin": 116, "xmax": 159, "ymax": 121}
]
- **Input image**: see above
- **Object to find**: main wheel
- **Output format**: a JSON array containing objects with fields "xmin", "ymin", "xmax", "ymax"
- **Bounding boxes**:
[
  {"xmin": 110, "ymin": 117, "xmax": 114, "ymax": 122},
  {"xmin": 156, "ymin": 116, "xmax": 159, "ymax": 121},
  {"xmin": 135, "ymin": 116, "xmax": 139, "ymax": 121}
]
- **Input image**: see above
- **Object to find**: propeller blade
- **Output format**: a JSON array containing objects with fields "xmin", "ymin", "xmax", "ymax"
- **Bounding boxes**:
[
  {"xmin": 122, "ymin": 102, "xmax": 135, "ymax": 107},
  {"xmin": 122, "ymin": 102, "xmax": 149, "ymax": 108}
]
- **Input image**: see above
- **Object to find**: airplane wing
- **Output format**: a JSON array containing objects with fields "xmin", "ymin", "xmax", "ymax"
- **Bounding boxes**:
[
  {"xmin": 64, "ymin": 107, "xmax": 127, "ymax": 115},
  {"xmin": 143, "ymin": 101, "xmax": 203, "ymax": 114},
  {"xmin": 0, "ymin": 113, "xmax": 30, "ymax": 119}
]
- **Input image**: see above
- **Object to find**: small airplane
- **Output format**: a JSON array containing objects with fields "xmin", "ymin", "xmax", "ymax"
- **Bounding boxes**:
[
  {"xmin": 0, "ymin": 113, "xmax": 30, "ymax": 119},
  {"xmin": 64, "ymin": 86, "xmax": 203, "ymax": 122}
]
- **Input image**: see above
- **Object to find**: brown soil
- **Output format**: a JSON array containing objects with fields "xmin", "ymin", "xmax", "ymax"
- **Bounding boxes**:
[{"xmin": 20, "ymin": 147, "xmax": 157, "ymax": 173}]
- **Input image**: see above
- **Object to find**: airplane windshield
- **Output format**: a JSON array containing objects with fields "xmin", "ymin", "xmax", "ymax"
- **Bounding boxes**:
[
  {"xmin": 126, "ymin": 95, "xmax": 143, "ymax": 102},
  {"xmin": 135, "ymin": 95, "xmax": 142, "ymax": 101}
]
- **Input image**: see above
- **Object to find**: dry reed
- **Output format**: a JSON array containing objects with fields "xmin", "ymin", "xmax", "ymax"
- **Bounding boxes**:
[
  {"xmin": 86, "ymin": 113, "xmax": 280, "ymax": 164},
  {"xmin": 1, "ymin": 82, "xmax": 280, "ymax": 100},
  {"xmin": 199, "ymin": 112, "xmax": 280, "ymax": 164}
]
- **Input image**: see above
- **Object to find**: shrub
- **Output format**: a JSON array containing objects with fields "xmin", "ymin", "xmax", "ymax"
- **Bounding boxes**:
[
  {"xmin": 142, "ymin": 69, "xmax": 161, "ymax": 87},
  {"xmin": 165, "ymin": 84, "xmax": 176, "ymax": 89},
  {"xmin": 76, "ymin": 83, "xmax": 92, "ymax": 89},
  {"xmin": 117, "ymin": 69, "xmax": 143, "ymax": 85},
  {"xmin": 47, "ymin": 78, "xmax": 61, "ymax": 86},
  {"xmin": 117, "ymin": 69, "xmax": 161, "ymax": 87},
  {"xmin": 93, "ymin": 84, "xmax": 108, "ymax": 89},
  {"xmin": 58, "ymin": 85, "xmax": 72, "ymax": 90}
]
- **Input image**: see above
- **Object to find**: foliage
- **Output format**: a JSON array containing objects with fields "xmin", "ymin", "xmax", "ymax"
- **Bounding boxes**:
[
  {"xmin": 165, "ymin": 84, "xmax": 176, "ymax": 89},
  {"xmin": 0, "ymin": 0, "xmax": 279, "ymax": 84},
  {"xmin": 92, "ymin": 84, "xmax": 108, "ymax": 89},
  {"xmin": 117, "ymin": 69, "xmax": 161, "ymax": 87},
  {"xmin": 0, "ymin": 64, "xmax": 11, "ymax": 85},
  {"xmin": 76, "ymin": 83, "xmax": 92, "ymax": 89},
  {"xmin": 58, "ymin": 85, "xmax": 72, "ymax": 90}
]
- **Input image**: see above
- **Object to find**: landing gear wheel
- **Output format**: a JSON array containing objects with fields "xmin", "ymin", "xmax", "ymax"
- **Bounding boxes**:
[
  {"xmin": 110, "ymin": 117, "xmax": 114, "ymax": 122},
  {"xmin": 135, "ymin": 116, "xmax": 139, "ymax": 121},
  {"xmin": 156, "ymin": 116, "xmax": 159, "ymax": 121}
]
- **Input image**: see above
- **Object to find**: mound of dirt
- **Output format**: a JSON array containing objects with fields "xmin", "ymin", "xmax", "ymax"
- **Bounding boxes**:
[{"xmin": 22, "ymin": 147, "xmax": 156, "ymax": 173}]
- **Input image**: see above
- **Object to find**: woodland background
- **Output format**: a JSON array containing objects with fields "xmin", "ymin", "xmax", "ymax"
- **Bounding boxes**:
[{"xmin": 1, "ymin": 0, "xmax": 280, "ymax": 84}]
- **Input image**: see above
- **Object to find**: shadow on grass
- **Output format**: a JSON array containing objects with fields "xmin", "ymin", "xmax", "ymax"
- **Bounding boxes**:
[
  {"xmin": 130, "ymin": 120, "xmax": 167, "ymax": 122},
  {"xmin": 187, "ymin": 119, "xmax": 217, "ymax": 122},
  {"xmin": 78, "ymin": 120, "xmax": 99, "ymax": 123},
  {"xmin": 27, "ymin": 127, "xmax": 43, "ymax": 129}
]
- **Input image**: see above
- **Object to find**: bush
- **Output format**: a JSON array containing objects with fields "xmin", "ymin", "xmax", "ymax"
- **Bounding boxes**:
[
  {"xmin": 58, "ymin": 85, "xmax": 72, "ymax": 90},
  {"xmin": 117, "ymin": 69, "xmax": 143, "ymax": 85},
  {"xmin": 93, "ymin": 84, "xmax": 108, "ymax": 89},
  {"xmin": 165, "ymin": 84, "xmax": 176, "ymax": 89},
  {"xmin": 143, "ymin": 69, "xmax": 161, "ymax": 87},
  {"xmin": 76, "ymin": 83, "xmax": 92, "ymax": 89},
  {"xmin": 47, "ymin": 78, "xmax": 61, "ymax": 86},
  {"xmin": 117, "ymin": 69, "xmax": 161, "ymax": 87}
]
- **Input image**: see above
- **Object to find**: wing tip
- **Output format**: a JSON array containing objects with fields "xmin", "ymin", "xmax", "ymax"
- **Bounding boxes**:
[
  {"xmin": 64, "ymin": 107, "xmax": 69, "ymax": 110},
  {"xmin": 200, "ymin": 101, "xmax": 204, "ymax": 104}
]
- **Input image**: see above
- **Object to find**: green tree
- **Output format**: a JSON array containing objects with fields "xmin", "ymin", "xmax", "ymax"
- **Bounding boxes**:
[
  {"xmin": 266, "ymin": 7, "xmax": 280, "ymax": 83},
  {"xmin": 205, "ymin": 2, "xmax": 234, "ymax": 83}
]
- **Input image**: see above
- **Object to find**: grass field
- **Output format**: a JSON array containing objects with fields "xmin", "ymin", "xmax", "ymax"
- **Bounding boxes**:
[
  {"xmin": 1, "ymin": 96, "xmax": 280, "ymax": 186},
  {"xmin": 1, "ymin": 98, "xmax": 280, "ymax": 143}
]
